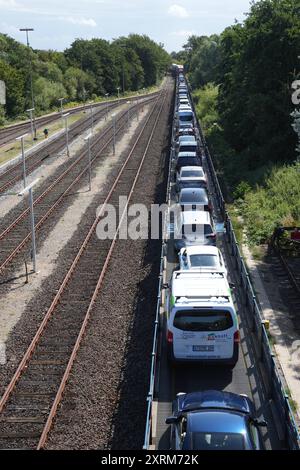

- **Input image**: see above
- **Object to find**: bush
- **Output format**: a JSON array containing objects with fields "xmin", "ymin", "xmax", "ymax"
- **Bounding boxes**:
[{"xmin": 243, "ymin": 163, "xmax": 300, "ymax": 244}]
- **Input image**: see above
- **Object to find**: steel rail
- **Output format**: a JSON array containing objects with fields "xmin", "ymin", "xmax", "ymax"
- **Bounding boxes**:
[
  {"xmin": 0, "ymin": 101, "xmax": 121, "ymax": 193},
  {"xmin": 0, "ymin": 92, "xmax": 159, "ymax": 148},
  {"xmin": 37, "ymin": 90, "xmax": 167, "ymax": 449},
  {"xmin": 0, "ymin": 91, "xmax": 165, "ymax": 432},
  {"xmin": 0, "ymin": 96, "xmax": 157, "ymax": 274}
]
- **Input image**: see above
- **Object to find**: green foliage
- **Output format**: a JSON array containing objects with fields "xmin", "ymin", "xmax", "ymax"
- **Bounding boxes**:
[
  {"xmin": 217, "ymin": 0, "xmax": 300, "ymax": 166},
  {"xmin": 34, "ymin": 77, "xmax": 66, "ymax": 111},
  {"xmin": 192, "ymin": 84, "xmax": 219, "ymax": 132},
  {"xmin": 0, "ymin": 32, "xmax": 171, "ymax": 123},
  {"xmin": 243, "ymin": 163, "xmax": 300, "ymax": 244},
  {"xmin": 0, "ymin": 59, "xmax": 25, "ymax": 117}
]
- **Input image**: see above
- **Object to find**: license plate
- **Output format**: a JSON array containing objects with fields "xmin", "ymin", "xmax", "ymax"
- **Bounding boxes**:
[{"xmin": 193, "ymin": 345, "xmax": 214, "ymax": 352}]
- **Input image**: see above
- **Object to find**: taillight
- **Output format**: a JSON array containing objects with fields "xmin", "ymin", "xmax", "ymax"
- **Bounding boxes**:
[
  {"xmin": 234, "ymin": 331, "xmax": 240, "ymax": 343},
  {"xmin": 167, "ymin": 330, "xmax": 173, "ymax": 344}
]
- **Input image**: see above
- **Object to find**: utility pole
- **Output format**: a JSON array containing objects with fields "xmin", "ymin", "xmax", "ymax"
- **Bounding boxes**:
[
  {"xmin": 20, "ymin": 28, "xmax": 37, "ymax": 140},
  {"xmin": 18, "ymin": 178, "xmax": 39, "ymax": 273},
  {"xmin": 16, "ymin": 133, "xmax": 28, "ymax": 188},
  {"xmin": 58, "ymin": 97, "xmax": 64, "ymax": 127},
  {"xmin": 26, "ymin": 108, "xmax": 34, "ymax": 140},
  {"xmin": 63, "ymin": 113, "xmax": 70, "ymax": 157}
]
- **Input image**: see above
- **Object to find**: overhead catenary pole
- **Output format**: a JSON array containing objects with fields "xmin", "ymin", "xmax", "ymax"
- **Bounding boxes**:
[
  {"xmin": 62, "ymin": 112, "xmax": 70, "ymax": 157},
  {"xmin": 20, "ymin": 28, "xmax": 37, "ymax": 140},
  {"xmin": 16, "ymin": 133, "xmax": 28, "ymax": 188},
  {"xmin": 105, "ymin": 93, "xmax": 109, "ymax": 120},
  {"xmin": 18, "ymin": 178, "xmax": 40, "ymax": 273},
  {"xmin": 126, "ymin": 101, "xmax": 131, "ymax": 128},
  {"xmin": 84, "ymin": 133, "xmax": 92, "ymax": 191},
  {"xmin": 26, "ymin": 108, "xmax": 34, "ymax": 140},
  {"xmin": 112, "ymin": 113, "xmax": 116, "ymax": 155},
  {"xmin": 89, "ymin": 101, "xmax": 94, "ymax": 134},
  {"xmin": 58, "ymin": 97, "xmax": 64, "ymax": 127}
]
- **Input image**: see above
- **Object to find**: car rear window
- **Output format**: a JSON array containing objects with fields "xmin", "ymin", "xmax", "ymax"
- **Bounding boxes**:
[
  {"xmin": 181, "ymin": 170, "xmax": 204, "ymax": 178},
  {"xmin": 173, "ymin": 310, "xmax": 234, "ymax": 331},
  {"xmin": 186, "ymin": 432, "xmax": 245, "ymax": 450},
  {"xmin": 189, "ymin": 254, "xmax": 218, "ymax": 268}
]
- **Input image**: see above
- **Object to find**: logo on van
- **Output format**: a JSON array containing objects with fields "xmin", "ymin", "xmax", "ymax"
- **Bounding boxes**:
[{"xmin": 207, "ymin": 334, "xmax": 215, "ymax": 341}]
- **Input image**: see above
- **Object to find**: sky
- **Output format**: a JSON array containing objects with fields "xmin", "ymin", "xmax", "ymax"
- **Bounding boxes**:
[{"xmin": 0, "ymin": 0, "xmax": 253, "ymax": 53}]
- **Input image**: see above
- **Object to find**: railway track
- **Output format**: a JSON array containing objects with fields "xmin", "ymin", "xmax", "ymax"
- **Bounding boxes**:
[
  {"xmin": 271, "ymin": 253, "xmax": 300, "ymax": 330},
  {"xmin": 0, "ymin": 100, "xmax": 125, "ymax": 194},
  {"xmin": 0, "ymin": 95, "xmax": 157, "ymax": 277},
  {"xmin": 0, "ymin": 89, "xmax": 168, "ymax": 449}
]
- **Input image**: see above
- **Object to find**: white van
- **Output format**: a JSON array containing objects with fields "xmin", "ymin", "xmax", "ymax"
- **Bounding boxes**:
[{"xmin": 165, "ymin": 270, "xmax": 239, "ymax": 367}]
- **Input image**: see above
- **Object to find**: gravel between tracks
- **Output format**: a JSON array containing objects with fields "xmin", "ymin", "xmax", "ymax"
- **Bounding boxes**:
[
  {"xmin": 0, "ymin": 104, "xmax": 151, "ymax": 380},
  {"xmin": 43, "ymin": 80, "xmax": 174, "ymax": 449}
]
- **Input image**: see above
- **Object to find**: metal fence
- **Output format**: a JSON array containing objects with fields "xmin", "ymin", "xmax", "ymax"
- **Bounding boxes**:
[
  {"xmin": 196, "ymin": 111, "xmax": 300, "ymax": 450},
  {"xmin": 143, "ymin": 83, "xmax": 177, "ymax": 450},
  {"xmin": 144, "ymin": 77, "xmax": 300, "ymax": 450}
]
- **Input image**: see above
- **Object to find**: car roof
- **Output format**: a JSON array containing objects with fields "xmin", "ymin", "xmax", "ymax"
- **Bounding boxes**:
[
  {"xmin": 180, "ymin": 246, "xmax": 220, "ymax": 256},
  {"xmin": 178, "ymin": 110, "xmax": 193, "ymax": 115},
  {"xmin": 178, "ymin": 391, "xmax": 251, "ymax": 415},
  {"xmin": 171, "ymin": 271, "xmax": 231, "ymax": 300},
  {"xmin": 179, "ymin": 141, "xmax": 197, "ymax": 146},
  {"xmin": 180, "ymin": 166, "xmax": 203, "ymax": 171},
  {"xmin": 178, "ymin": 152, "xmax": 197, "ymax": 158},
  {"xmin": 181, "ymin": 210, "xmax": 210, "ymax": 224}
]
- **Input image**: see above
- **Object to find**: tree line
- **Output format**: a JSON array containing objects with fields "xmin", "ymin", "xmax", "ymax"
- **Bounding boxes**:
[
  {"xmin": 172, "ymin": 0, "xmax": 300, "ymax": 169},
  {"xmin": 171, "ymin": 0, "xmax": 300, "ymax": 243},
  {"xmin": 0, "ymin": 33, "xmax": 171, "ymax": 123}
]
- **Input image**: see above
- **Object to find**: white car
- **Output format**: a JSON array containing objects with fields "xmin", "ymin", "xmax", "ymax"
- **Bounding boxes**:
[
  {"xmin": 165, "ymin": 270, "xmax": 239, "ymax": 366},
  {"xmin": 178, "ymin": 246, "xmax": 227, "ymax": 276},
  {"xmin": 176, "ymin": 166, "xmax": 207, "ymax": 191}
]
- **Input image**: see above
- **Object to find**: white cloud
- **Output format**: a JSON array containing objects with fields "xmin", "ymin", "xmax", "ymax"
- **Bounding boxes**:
[
  {"xmin": 0, "ymin": 0, "xmax": 22, "ymax": 8},
  {"xmin": 168, "ymin": 4, "xmax": 189, "ymax": 18},
  {"xmin": 60, "ymin": 16, "xmax": 97, "ymax": 27},
  {"xmin": 0, "ymin": 21, "xmax": 20, "ymax": 35},
  {"xmin": 170, "ymin": 30, "xmax": 196, "ymax": 37}
]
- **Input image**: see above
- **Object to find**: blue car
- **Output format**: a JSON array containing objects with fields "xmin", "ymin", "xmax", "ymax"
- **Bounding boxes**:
[{"xmin": 166, "ymin": 390, "xmax": 267, "ymax": 450}]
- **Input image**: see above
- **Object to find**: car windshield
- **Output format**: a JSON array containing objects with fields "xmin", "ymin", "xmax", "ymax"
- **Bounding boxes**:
[
  {"xmin": 179, "ymin": 145, "xmax": 197, "ymax": 153},
  {"xmin": 179, "ymin": 114, "xmax": 193, "ymax": 122},
  {"xmin": 182, "ymin": 224, "xmax": 213, "ymax": 236},
  {"xmin": 180, "ymin": 190, "xmax": 207, "ymax": 204},
  {"xmin": 177, "ymin": 158, "xmax": 201, "ymax": 169},
  {"xmin": 181, "ymin": 170, "xmax": 203, "ymax": 178},
  {"xmin": 173, "ymin": 310, "xmax": 233, "ymax": 331},
  {"xmin": 189, "ymin": 254, "xmax": 218, "ymax": 268},
  {"xmin": 184, "ymin": 432, "xmax": 245, "ymax": 450}
]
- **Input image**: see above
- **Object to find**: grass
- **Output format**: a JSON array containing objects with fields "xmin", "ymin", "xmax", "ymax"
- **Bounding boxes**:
[
  {"xmin": 251, "ymin": 245, "xmax": 265, "ymax": 261},
  {"xmin": 284, "ymin": 388, "xmax": 298, "ymax": 414}
]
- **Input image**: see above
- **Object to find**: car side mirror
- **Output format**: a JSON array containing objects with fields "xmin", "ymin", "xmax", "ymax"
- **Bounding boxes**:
[
  {"xmin": 255, "ymin": 419, "xmax": 268, "ymax": 427},
  {"xmin": 162, "ymin": 283, "xmax": 169, "ymax": 289},
  {"xmin": 229, "ymin": 282, "xmax": 235, "ymax": 289},
  {"xmin": 165, "ymin": 416, "xmax": 178, "ymax": 425}
]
